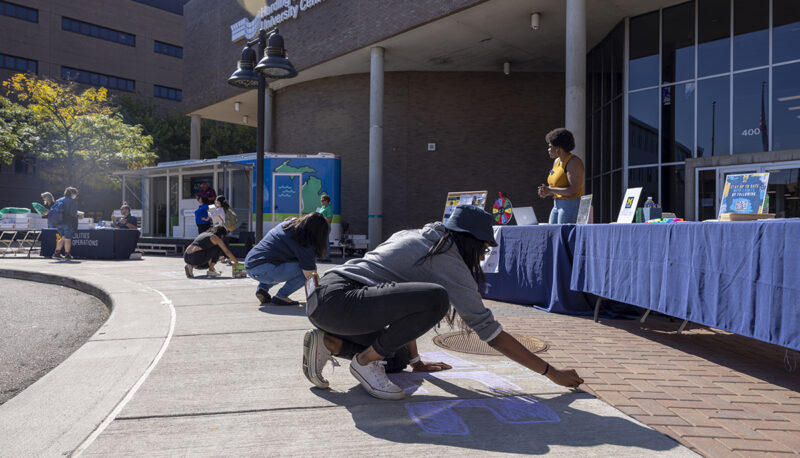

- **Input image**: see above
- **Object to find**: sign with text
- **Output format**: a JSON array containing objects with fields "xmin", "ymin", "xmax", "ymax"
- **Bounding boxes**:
[
  {"xmin": 442, "ymin": 191, "xmax": 487, "ymax": 222},
  {"xmin": 616, "ymin": 187, "xmax": 643, "ymax": 224},
  {"xmin": 231, "ymin": 0, "xmax": 329, "ymax": 42},
  {"xmin": 718, "ymin": 173, "xmax": 770, "ymax": 217}
]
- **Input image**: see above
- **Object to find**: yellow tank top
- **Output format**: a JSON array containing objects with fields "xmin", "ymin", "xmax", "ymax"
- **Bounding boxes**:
[{"xmin": 547, "ymin": 154, "xmax": 583, "ymax": 199}]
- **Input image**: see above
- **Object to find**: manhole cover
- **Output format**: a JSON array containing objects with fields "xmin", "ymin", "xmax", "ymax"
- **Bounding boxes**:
[{"xmin": 432, "ymin": 331, "xmax": 548, "ymax": 356}]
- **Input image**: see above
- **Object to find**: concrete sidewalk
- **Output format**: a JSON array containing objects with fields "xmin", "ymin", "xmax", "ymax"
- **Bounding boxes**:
[{"xmin": 0, "ymin": 257, "xmax": 694, "ymax": 456}]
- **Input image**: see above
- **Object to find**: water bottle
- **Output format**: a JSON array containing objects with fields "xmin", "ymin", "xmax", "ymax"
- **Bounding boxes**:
[{"xmin": 644, "ymin": 197, "xmax": 655, "ymax": 208}]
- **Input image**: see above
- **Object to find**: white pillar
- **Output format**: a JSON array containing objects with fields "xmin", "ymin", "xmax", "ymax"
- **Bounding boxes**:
[
  {"xmin": 368, "ymin": 47, "xmax": 384, "ymax": 249},
  {"xmin": 190, "ymin": 114, "xmax": 201, "ymax": 160},
  {"xmin": 565, "ymin": 0, "xmax": 587, "ymax": 162},
  {"xmin": 264, "ymin": 88, "xmax": 273, "ymax": 152}
]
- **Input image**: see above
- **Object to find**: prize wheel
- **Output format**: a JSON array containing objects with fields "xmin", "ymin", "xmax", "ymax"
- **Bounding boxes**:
[{"xmin": 492, "ymin": 194, "xmax": 513, "ymax": 225}]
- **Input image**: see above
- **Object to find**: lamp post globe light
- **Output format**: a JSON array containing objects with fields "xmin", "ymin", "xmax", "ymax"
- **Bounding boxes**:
[{"xmin": 228, "ymin": 29, "xmax": 297, "ymax": 240}]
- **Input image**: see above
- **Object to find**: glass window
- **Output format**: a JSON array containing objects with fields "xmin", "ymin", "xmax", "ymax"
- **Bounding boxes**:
[
  {"xmin": 629, "ymin": 167, "xmax": 659, "ymax": 207},
  {"xmin": 733, "ymin": 69, "xmax": 769, "ymax": 154},
  {"xmin": 661, "ymin": 83, "xmax": 695, "ymax": 163},
  {"xmin": 601, "ymin": 174, "xmax": 611, "ymax": 223},
  {"xmin": 765, "ymin": 168, "xmax": 800, "ymax": 218},
  {"xmin": 662, "ymin": 165, "xmax": 686, "ymax": 217},
  {"xmin": 592, "ymin": 114, "xmax": 601, "ymax": 177},
  {"xmin": 733, "ymin": 0, "xmax": 768, "ymax": 70},
  {"xmin": 697, "ymin": 169, "xmax": 717, "ymax": 220},
  {"xmin": 662, "ymin": 2, "xmax": 695, "ymax": 84},
  {"xmin": 612, "ymin": 23, "xmax": 624, "ymax": 98},
  {"xmin": 591, "ymin": 51, "xmax": 602, "ymax": 111},
  {"xmin": 603, "ymin": 39, "xmax": 612, "ymax": 104},
  {"xmin": 585, "ymin": 116, "xmax": 593, "ymax": 179},
  {"xmin": 773, "ymin": 0, "xmax": 800, "ymax": 64},
  {"xmin": 602, "ymin": 105, "xmax": 611, "ymax": 173},
  {"xmin": 629, "ymin": 11, "xmax": 660, "ymax": 90},
  {"xmin": 629, "ymin": 89, "xmax": 659, "ymax": 166},
  {"xmin": 697, "ymin": 76, "xmax": 730, "ymax": 156},
  {"xmin": 612, "ymin": 97, "xmax": 622, "ymax": 170},
  {"xmin": 611, "ymin": 170, "xmax": 622, "ymax": 219},
  {"xmin": 772, "ymin": 62, "xmax": 800, "ymax": 151},
  {"xmin": 698, "ymin": 0, "xmax": 730, "ymax": 77}
]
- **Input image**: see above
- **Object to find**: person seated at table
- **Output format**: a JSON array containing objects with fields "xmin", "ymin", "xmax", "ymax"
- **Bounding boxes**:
[
  {"xmin": 115, "ymin": 204, "xmax": 138, "ymax": 229},
  {"xmin": 184, "ymin": 226, "xmax": 238, "ymax": 278},
  {"xmin": 197, "ymin": 181, "xmax": 217, "ymax": 205},
  {"xmin": 195, "ymin": 195, "xmax": 212, "ymax": 234},
  {"xmin": 538, "ymin": 128, "xmax": 584, "ymax": 224},
  {"xmin": 301, "ymin": 204, "xmax": 584, "ymax": 400},
  {"xmin": 245, "ymin": 212, "xmax": 329, "ymax": 306}
]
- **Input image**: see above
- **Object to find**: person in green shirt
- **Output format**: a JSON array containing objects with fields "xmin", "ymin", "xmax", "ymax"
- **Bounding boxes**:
[
  {"xmin": 316, "ymin": 194, "xmax": 333, "ymax": 224},
  {"xmin": 316, "ymin": 194, "xmax": 333, "ymax": 261}
]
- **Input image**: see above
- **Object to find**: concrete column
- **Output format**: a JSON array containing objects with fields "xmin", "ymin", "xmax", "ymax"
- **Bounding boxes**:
[
  {"xmin": 264, "ymin": 88, "xmax": 273, "ymax": 152},
  {"xmin": 190, "ymin": 114, "xmax": 201, "ymax": 160},
  {"xmin": 368, "ymin": 47, "xmax": 384, "ymax": 249},
  {"xmin": 565, "ymin": 0, "xmax": 587, "ymax": 162}
]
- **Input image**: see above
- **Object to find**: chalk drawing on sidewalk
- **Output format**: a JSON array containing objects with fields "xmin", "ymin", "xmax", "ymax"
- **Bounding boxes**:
[
  {"xmin": 390, "ymin": 371, "xmax": 522, "ymax": 395},
  {"xmin": 405, "ymin": 395, "xmax": 561, "ymax": 435}
]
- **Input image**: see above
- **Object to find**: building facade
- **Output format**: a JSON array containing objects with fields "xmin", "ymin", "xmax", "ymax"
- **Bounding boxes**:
[
  {"xmin": 0, "ymin": 0, "xmax": 187, "ymax": 213},
  {"xmin": 184, "ymin": 0, "xmax": 800, "ymax": 241}
]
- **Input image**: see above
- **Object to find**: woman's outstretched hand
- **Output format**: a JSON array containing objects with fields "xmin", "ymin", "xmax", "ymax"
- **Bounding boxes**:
[
  {"xmin": 547, "ymin": 367, "xmax": 584, "ymax": 388},
  {"xmin": 411, "ymin": 360, "xmax": 453, "ymax": 372}
]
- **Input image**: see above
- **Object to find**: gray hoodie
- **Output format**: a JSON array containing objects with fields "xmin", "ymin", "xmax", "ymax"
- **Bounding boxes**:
[{"xmin": 321, "ymin": 222, "xmax": 502, "ymax": 342}]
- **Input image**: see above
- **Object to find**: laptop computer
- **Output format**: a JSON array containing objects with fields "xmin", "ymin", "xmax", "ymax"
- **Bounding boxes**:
[{"xmin": 512, "ymin": 206, "xmax": 538, "ymax": 226}]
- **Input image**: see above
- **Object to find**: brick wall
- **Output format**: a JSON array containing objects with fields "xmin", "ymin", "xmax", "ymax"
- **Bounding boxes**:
[{"xmin": 274, "ymin": 71, "xmax": 565, "ymax": 239}]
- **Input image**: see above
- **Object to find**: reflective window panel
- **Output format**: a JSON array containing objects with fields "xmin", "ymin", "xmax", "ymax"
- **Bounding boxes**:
[
  {"xmin": 629, "ymin": 12, "xmax": 660, "ymax": 90},
  {"xmin": 629, "ymin": 89, "xmax": 660, "ymax": 166},
  {"xmin": 593, "ymin": 114, "xmax": 601, "ymax": 178},
  {"xmin": 612, "ymin": 97, "xmax": 623, "ymax": 170},
  {"xmin": 603, "ymin": 38, "xmax": 613, "ymax": 104},
  {"xmin": 661, "ymin": 83, "xmax": 695, "ymax": 163},
  {"xmin": 662, "ymin": 165, "xmax": 686, "ymax": 217},
  {"xmin": 772, "ymin": 62, "xmax": 800, "ymax": 151},
  {"xmin": 697, "ymin": 76, "xmax": 731, "ymax": 156},
  {"xmin": 697, "ymin": 169, "xmax": 717, "ymax": 220},
  {"xmin": 611, "ymin": 170, "xmax": 622, "ymax": 220},
  {"xmin": 732, "ymin": 69, "xmax": 769, "ymax": 154},
  {"xmin": 662, "ymin": 1, "xmax": 695, "ymax": 83},
  {"xmin": 628, "ymin": 166, "xmax": 659, "ymax": 210},
  {"xmin": 585, "ymin": 116, "xmax": 593, "ymax": 179},
  {"xmin": 603, "ymin": 104, "xmax": 612, "ymax": 173},
  {"xmin": 765, "ymin": 167, "xmax": 800, "ymax": 218},
  {"xmin": 612, "ymin": 23, "xmax": 624, "ymax": 98},
  {"xmin": 733, "ymin": 0, "xmax": 768, "ymax": 71},
  {"xmin": 601, "ymin": 173, "xmax": 611, "ymax": 223},
  {"xmin": 773, "ymin": 0, "xmax": 800, "ymax": 64},
  {"xmin": 698, "ymin": 0, "xmax": 731, "ymax": 77}
]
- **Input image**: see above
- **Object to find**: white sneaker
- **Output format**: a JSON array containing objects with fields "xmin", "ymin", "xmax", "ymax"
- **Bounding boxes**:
[
  {"xmin": 206, "ymin": 269, "xmax": 222, "ymax": 278},
  {"xmin": 349, "ymin": 353, "xmax": 405, "ymax": 400},
  {"xmin": 303, "ymin": 329, "xmax": 335, "ymax": 389}
]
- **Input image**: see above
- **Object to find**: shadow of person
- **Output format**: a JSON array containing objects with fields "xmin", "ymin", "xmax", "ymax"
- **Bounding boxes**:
[
  {"xmin": 310, "ymin": 378, "xmax": 685, "ymax": 455},
  {"xmin": 257, "ymin": 303, "xmax": 308, "ymax": 317}
]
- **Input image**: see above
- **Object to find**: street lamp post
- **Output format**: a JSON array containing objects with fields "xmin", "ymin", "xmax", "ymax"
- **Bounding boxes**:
[{"xmin": 228, "ymin": 29, "xmax": 297, "ymax": 241}]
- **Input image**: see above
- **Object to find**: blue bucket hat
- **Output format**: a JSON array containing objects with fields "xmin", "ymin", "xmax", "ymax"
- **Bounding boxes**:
[{"xmin": 444, "ymin": 204, "xmax": 497, "ymax": 246}]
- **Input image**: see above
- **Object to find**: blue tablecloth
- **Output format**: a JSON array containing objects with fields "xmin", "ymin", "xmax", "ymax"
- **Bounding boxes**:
[
  {"xmin": 41, "ymin": 228, "xmax": 140, "ymax": 260},
  {"xmin": 570, "ymin": 220, "xmax": 800, "ymax": 351},
  {"xmin": 483, "ymin": 225, "xmax": 593, "ymax": 314}
]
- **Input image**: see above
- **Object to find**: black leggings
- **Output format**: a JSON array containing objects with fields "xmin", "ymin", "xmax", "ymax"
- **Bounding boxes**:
[
  {"xmin": 310, "ymin": 272, "xmax": 449, "ymax": 362},
  {"xmin": 184, "ymin": 246, "xmax": 222, "ymax": 268}
]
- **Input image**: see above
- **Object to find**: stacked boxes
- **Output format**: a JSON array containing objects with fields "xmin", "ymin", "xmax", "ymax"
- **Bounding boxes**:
[{"xmin": 0, "ymin": 213, "xmax": 48, "ymax": 229}]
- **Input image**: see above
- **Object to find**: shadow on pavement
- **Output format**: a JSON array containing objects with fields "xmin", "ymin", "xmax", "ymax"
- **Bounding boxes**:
[
  {"xmin": 311, "ymin": 378, "xmax": 684, "ymax": 455},
  {"xmin": 257, "ymin": 304, "xmax": 307, "ymax": 317}
]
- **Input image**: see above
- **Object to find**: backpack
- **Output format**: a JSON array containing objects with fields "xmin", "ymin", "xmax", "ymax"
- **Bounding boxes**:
[
  {"xmin": 48, "ymin": 198, "xmax": 65, "ymax": 225},
  {"xmin": 224, "ymin": 208, "xmax": 239, "ymax": 231}
]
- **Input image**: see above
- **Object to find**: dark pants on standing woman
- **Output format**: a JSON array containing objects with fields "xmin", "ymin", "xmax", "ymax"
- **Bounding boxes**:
[{"xmin": 309, "ymin": 272, "xmax": 449, "ymax": 370}]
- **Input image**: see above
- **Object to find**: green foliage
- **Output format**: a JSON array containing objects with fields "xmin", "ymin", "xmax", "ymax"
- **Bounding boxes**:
[
  {"xmin": 1, "ymin": 74, "xmax": 156, "ymax": 191},
  {"xmin": 118, "ymin": 95, "xmax": 256, "ymax": 162},
  {"xmin": 0, "ymin": 95, "xmax": 37, "ymax": 165}
]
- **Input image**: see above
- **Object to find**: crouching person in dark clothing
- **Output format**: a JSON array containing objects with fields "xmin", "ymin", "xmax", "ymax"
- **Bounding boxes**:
[{"xmin": 184, "ymin": 226, "xmax": 238, "ymax": 278}]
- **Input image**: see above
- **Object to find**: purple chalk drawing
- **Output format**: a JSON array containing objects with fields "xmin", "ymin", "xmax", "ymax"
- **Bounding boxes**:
[
  {"xmin": 405, "ymin": 395, "xmax": 561, "ymax": 435},
  {"xmin": 389, "ymin": 371, "xmax": 523, "ymax": 395}
]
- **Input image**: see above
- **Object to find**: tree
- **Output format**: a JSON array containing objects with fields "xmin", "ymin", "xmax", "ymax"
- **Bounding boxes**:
[
  {"xmin": 118, "ymin": 94, "xmax": 255, "ymax": 162},
  {"xmin": 1, "ymin": 74, "xmax": 156, "ymax": 191},
  {"xmin": 0, "ymin": 95, "xmax": 37, "ymax": 165}
]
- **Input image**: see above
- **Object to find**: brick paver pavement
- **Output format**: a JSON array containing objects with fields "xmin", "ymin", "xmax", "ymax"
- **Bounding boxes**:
[{"xmin": 491, "ymin": 304, "xmax": 800, "ymax": 457}]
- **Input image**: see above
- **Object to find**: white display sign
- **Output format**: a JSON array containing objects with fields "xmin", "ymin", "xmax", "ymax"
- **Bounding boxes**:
[
  {"xmin": 616, "ymin": 187, "xmax": 643, "ymax": 224},
  {"xmin": 231, "ymin": 0, "xmax": 329, "ymax": 42},
  {"xmin": 480, "ymin": 227, "xmax": 502, "ymax": 274}
]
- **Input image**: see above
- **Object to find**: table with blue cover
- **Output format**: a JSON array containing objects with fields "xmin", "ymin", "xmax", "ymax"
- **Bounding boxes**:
[
  {"xmin": 40, "ymin": 228, "xmax": 140, "ymax": 260},
  {"xmin": 570, "ymin": 220, "xmax": 800, "ymax": 351},
  {"xmin": 483, "ymin": 225, "xmax": 593, "ymax": 314}
]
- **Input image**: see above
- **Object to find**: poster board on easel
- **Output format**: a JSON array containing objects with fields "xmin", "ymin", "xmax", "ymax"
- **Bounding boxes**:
[
  {"xmin": 442, "ymin": 190, "xmax": 488, "ymax": 222},
  {"xmin": 718, "ymin": 173, "xmax": 770, "ymax": 218},
  {"xmin": 616, "ymin": 187, "xmax": 643, "ymax": 223}
]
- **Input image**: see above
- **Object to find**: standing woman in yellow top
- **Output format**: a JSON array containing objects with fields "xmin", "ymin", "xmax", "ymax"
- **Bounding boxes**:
[{"xmin": 538, "ymin": 128, "xmax": 584, "ymax": 224}]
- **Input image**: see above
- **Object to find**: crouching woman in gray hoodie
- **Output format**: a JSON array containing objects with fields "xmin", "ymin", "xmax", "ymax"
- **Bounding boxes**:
[{"xmin": 302, "ymin": 204, "xmax": 584, "ymax": 400}]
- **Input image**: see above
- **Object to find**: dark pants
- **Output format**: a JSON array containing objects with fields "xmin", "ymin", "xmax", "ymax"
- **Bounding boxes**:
[
  {"xmin": 197, "ymin": 223, "xmax": 211, "ymax": 234},
  {"xmin": 310, "ymin": 272, "xmax": 449, "ymax": 367},
  {"xmin": 184, "ymin": 245, "xmax": 222, "ymax": 268}
]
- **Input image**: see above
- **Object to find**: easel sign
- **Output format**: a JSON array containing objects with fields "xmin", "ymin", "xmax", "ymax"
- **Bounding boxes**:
[
  {"xmin": 616, "ymin": 187, "xmax": 643, "ymax": 223},
  {"xmin": 577, "ymin": 194, "xmax": 593, "ymax": 225},
  {"xmin": 718, "ymin": 173, "xmax": 770, "ymax": 217},
  {"xmin": 443, "ymin": 191, "xmax": 488, "ymax": 221}
]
